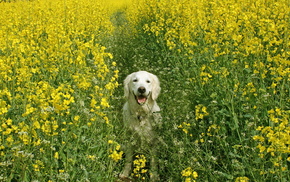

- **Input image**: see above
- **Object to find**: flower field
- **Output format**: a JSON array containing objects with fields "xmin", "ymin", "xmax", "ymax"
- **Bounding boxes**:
[
  {"xmin": 1, "ymin": 0, "xmax": 289, "ymax": 181},
  {"xmin": 0, "ymin": 0, "xmax": 118, "ymax": 181}
]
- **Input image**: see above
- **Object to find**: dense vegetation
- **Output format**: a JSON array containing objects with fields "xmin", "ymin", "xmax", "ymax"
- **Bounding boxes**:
[{"xmin": 0, "ymin": 0, "xmax": 289, "ymax": 181}]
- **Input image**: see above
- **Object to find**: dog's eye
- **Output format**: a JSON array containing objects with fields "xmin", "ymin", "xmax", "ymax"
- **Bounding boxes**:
[
  {"xmin": 146, "ymin": 80, "xmax": 151, "ymax": 83},
  {"xmin": 133, "ymin": 79, "xmax": 138, "ymax": 82}
]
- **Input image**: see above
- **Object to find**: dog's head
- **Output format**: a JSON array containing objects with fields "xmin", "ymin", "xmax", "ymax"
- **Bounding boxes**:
[{"xmin": 124, "ymin": 71, "xmax": 161, "ymax": 105}]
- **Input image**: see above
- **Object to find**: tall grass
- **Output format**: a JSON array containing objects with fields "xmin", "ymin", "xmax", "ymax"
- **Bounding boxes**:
[{"xmin": 0, "ymin": 0, "xmax": 289, "ymax": 181}]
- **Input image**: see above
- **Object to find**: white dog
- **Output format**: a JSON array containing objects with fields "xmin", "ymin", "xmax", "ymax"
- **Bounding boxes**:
[{"xmin": 120, "ymin": 71, "xmax": 162, "ymax": 181}]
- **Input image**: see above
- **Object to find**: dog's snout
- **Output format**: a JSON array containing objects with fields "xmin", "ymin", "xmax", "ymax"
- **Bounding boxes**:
[{"xmin": 138, "ymin": 86, "xmax": 146, "ymax": 94}]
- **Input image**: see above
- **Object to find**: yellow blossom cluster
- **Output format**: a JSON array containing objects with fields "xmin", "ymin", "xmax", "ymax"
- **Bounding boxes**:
[
  {"xmin": 108, "ymin": 140, "xmax": 123, "ymax": 162},
  {"xmin": 127, "ymin": 0, "xmax": 202, "ymax": 54},
  {"xmin": 178, "ymin": 122, "xmax": 192, "ymax": 136},
  {"xmin": 253, "ymin": 108, "xmax": 290, "ymax": 175},
  {"xmin": 206, "ymin": 124, "xmax": 220, "ymax": 137},
  {"xmin": 178, "ymin": 105, "xmax": 210, "ymax": 136},
  {"xmin": 181, "ymin": 167, "xmax": 198, "ymax": 182},
  {"xmin": 235, "ymin": 176, "xmax": 250, "ymax": 182},
  {"xmin": 0, "ymin": 0, "xmax": 118, "ymax": 179},
  {"xmin": 195, "ymin": 104, "xmax": 209, "ymax": 120},
  {"xmin": 132, "ymin": 154, "xmax": 148, "ymax": 180}
]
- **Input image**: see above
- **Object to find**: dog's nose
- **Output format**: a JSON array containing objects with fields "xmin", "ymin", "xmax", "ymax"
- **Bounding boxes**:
[{"xmin": 138, "ymin": 86, "xmax": 146, "ymax": 94}]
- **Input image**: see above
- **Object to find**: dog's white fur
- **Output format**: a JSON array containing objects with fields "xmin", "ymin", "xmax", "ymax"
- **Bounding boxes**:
[{"xmin": 120, "ymin": 71, "xmax": 161, "ymax": 181}]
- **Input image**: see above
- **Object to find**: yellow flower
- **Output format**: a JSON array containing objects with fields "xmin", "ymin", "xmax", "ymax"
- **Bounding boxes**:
[
  {"xmin": 116, "ymin": 144, "xmax": 121, "ymax": 151},
  {"xmin": 101, "ymin": 98, "xmax": 110, "ymax": 108},
  {"xmin": 235, "ymin": 176, "xmax": 250, "ymax": 182},
  {"xmin": 181, "ymin": 167, "xmax": 198, "ymax": 181},
  {"xmin": 132, "ymin": 155, "xmax": 147, "ymax": 178},
  {"xmin": 6, "ymin": 136, "xmax": 14, "ymax": 144},
  {"xmin": 33, "ymin": 164, "xmax": 40, "ymax": 172},
  {"xmin": 33, "ymin": 121, "xmax": 41, "ymax": 129},
  {"xmin": 192, "ymin": 171, "xmax": 198, "ymax": 179},
  {"xmin": 74, "ymin": 115, "xmax": 80, "ymax": 121},
  {"xmin": 181, "ymin": 167, "xmax": 192, "ymax": 177},
  {"xmin": 182, "ymin": 167, "xmax": 197, "ymax": 178},
  {"xmin": 195, "ymin": 104, "xmax": 209, "ymax": 120},
  {"xmin": 87, "ymin": 155, "xmax": 96, "ymax": 161},
  {"xmin": 54, "ymin": 152, "xmax": 59, "ymax": 159},
  {"xmin": 109, "ymin": 150, "xmax": 123, "ymax": 162}
]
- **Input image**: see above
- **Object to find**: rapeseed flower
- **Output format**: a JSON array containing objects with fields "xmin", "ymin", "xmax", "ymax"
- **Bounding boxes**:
[
  {"xmin": 235, "ymin": 176, "xmax": 250, "ymax": 182},
  {"xmin": 181, "ymin": 167, "xmax": 198, "ymax": 182},
  {"xmin": 108, "ymin": 140, "xmax": 123, "ymax": 162},
  {"xmin": 132, "ymin": 155, "xmax": 148, "ymax": 179},
  {"xmin": 253, "ymin": 108, "xmax": 290, "ymax": 175},
  {"xmin": 195, "ymin": 104, "xmax": 209, "ymax": 120},
  {"xmin": 0, "ymin": 0, "xmax": 118, "ymax": 179},
  {"xmin": 1, "ymin": 0, "xmax": 290, "ymax": 180}
]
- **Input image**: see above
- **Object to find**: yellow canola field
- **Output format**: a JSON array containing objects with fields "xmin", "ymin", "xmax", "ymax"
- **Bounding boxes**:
[
  {"xmin": 0, "ymin": 0, "xmax": 118, "ymax": 180},
  {"xmin": 0, "ymin": 0, "xmax": 290, "ymax": 181}
]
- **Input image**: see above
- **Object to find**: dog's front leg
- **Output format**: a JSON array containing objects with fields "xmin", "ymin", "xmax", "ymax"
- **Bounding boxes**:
[
  {"xmin": 150, "ymin": 147, "xmax": 160, "ymax": 181},
  {"xmin": 120, "ymin": 145, "xmax": 133, "ymax": 179}
]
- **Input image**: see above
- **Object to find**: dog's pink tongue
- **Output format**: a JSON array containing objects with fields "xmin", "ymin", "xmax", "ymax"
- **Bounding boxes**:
[{"xmin": 137, "ymin": 96, "xmax": 146, "ymax": 104}]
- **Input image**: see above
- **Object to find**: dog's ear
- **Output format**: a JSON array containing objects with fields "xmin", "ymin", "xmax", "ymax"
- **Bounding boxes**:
[
  {"xmin": 124, "ymin": 73, "xmax": 133, "ymax": 99},
  {"xmin": 150, "ymin": 73, "xmax": 161, "ymax": 100}
]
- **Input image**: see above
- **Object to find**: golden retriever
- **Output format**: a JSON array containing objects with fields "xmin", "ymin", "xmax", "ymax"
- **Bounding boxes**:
[{"xmin": 120, "ymin": 71, "xmax": 162, "ymax": 181}]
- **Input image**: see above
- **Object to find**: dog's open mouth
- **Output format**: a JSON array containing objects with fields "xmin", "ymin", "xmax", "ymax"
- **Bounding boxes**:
[{"xmin": 135, "ymin": 95, "xmax": 147, "ymax": 105}]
